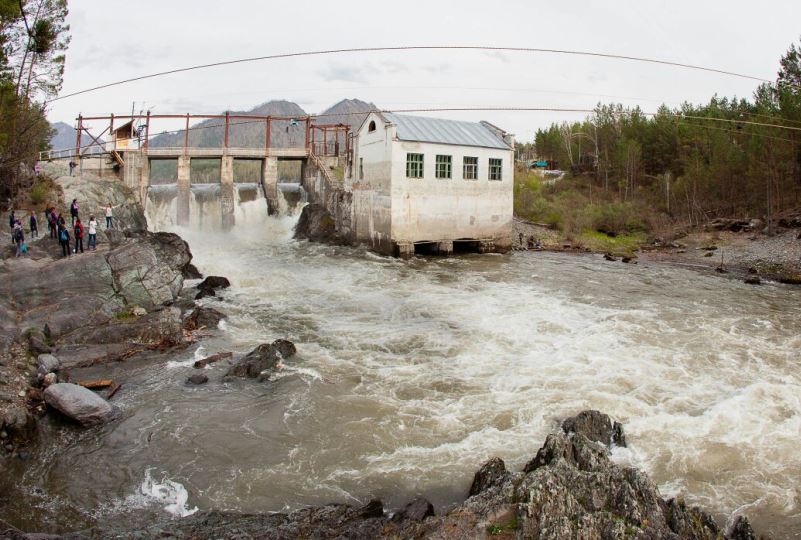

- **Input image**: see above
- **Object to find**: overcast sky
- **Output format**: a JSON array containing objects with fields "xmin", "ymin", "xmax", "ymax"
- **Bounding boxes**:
[{"xmin": 50, "ymin": 0, "xmax": 801, "ymax": 142}]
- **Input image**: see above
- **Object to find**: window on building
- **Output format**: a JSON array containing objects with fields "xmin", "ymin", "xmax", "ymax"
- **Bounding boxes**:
[
  {"xmin": 435, "ymin": 155, "xmax": 452, "ymax": 179},
  {"xmin": 488, "ymin": 158, "xmax": 502, "ymax": 181},
  {"xmin": 463, "ymin": 156, "xmax": 478, "ymax": 180},
  {"xmin": 359, "ymin": 157, "xmax": 364, "ymax": 180},
  {"xmin": 368, "ymin": 120, "xmax": 376, "ymax": 132},
  {"xmin": 406, "ymin": 153, "xmax": 424, "ymax": 178}
]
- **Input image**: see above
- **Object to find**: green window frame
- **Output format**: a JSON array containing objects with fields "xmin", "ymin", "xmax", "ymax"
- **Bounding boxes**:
[
  {"xmin": 435, "ymin": 155, "xmax": 452, "ymax": 179},
  {"xmin": 406, "ymin": 153, "xmax": 424, "ymax": 178},
  {"xmin": 463, "ymin": 156, "xmax": 478, "ymax": 180},
  {"xmin": 488, "ymin": 158, "xmax": 503, "ymax": 181}
]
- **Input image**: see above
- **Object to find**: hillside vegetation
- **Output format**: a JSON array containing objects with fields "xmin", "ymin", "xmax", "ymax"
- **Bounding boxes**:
[{"xmin": 516, "ymin": 38, "xmax": 801, "ymax": 248}]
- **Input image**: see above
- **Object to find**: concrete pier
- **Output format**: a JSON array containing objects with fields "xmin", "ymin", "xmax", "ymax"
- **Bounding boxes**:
[
  {"xmin": 437, "ymin": 241, "xmax": 453, "ymax": 256},
  {"xmin": 262, "ymin": 157, "xmax": 278, "ymax": 214},
  {"xmin": 177, "ymin": 156, "xmax": 191, "ymax": 226},
  {"xmin": 220, "ymin": 155, "xmax": 235, "ymax": 230}
]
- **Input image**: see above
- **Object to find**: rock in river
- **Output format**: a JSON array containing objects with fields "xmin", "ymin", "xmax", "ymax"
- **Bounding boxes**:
[
  {"xmin": 196, "ymin": 275, "xmax": 231, "ymax": 300},
  {"xmin": 44, "ymin": 383, "xmax": 119, "ymax": 427},
  {"xmin": 225, "ymin": 339, "xmax": 297, "ymax": 379}
]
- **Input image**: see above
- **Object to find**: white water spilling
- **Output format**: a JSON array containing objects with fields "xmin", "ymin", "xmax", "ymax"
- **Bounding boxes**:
[{"xmin": 4, "ymin": 197, "xmax": 800, "ymax": 537}]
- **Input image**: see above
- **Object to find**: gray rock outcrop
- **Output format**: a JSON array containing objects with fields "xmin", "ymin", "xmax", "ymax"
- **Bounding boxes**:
[
  {"xmin": 224, "ymin": 340, "xmax": 297, "ymax": 379},
  {"xmin": 43, "ymin": 383, "xmax": 119, "ymax": 427},
  {"xmin": 42, "ymin": 410, "xmax": 759, "ymax": 539},
  {"xmin": 294, "ymin": 203, "xmax": 340, "ymax": 243}
]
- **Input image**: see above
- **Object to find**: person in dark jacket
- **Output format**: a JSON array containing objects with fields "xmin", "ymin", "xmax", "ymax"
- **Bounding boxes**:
[
  {"xmin": 58, "ymin": 221, "xmax": 70, "ymax": 257},
  {"xmin": 8, "ymin": 210, "xmax": 15, "ymax": 244},
  {"xmin": 29, "ymin": 211, "xmax": 38, "ymax": 239},
  {"xmin": 70, "ymin": 199, "xmax": 79, "ymax": 226},
  {"xmin": 73, "ymin": 218, "xmax": 84, "ymax": 254},
  {"xmin": 13, "ymin": 220, "xmax": 24, "ymax": 257}
]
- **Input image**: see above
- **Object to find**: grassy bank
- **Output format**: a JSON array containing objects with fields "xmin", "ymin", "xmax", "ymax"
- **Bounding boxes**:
[{"xmin": 513, "ymin": 165, "xmax": 671, "ymax": 255}]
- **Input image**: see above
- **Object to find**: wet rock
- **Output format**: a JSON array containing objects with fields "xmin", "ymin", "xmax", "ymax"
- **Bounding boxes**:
[
  {"xmin": 727, "ymin": 515, "xmax": 757, "ymax": 540},
  {"xmin": 391, "ymin": 497, "xmax": 435, "ymax": 522},
  {"xmin": 704, "ymin": 251, "xmax": 715, "ymax": 257},
  {"xmin": 359, "ymin": 499, "xmax": 384, "ymax": 519},
  {"xmin": 294, "ymin": 203, "xmax": 340, "ymax": 243},
  {"xmin": 603, "ymin": 253, "xmax": 616, "ymax": 261},
  {"xmin": 1, "ymin": 405, "xmax": 36, "ymax": 439},
  {"xmin": 195, "ymin": 275, "xmax": 230, "ymax": 300},
  {"xmin": 468, "ymin": 457, "xmax": 508, "ymax": 496},
  {"xmin": 224, "ymin": 340, "xmax": 297, "ymax": 379},
  {"xmin": 621, "ymin": 256, "xmax": 633, "ymax": 263},
  {"xmin": 183, "ymin": 263, "xmax": 203, "ymax": 280},
  {"xmin": 186, "ymin": 374, "xmax": 208, "ymax": 385},
  {"xmin": 184, "ymin": 306, "xmax": 226, "ymax": 331},
  {"xmin": 43, "ymin": 383, "xmax": 119, "ymax": 426},
  {"xmin": 702, "ymin": 245, "xmax": 718, "ymax": 251},
  {"xmin": 36, "ymin": 354, "xmax": 60, "ymax": 376},
  {"xmin": 561, "ymin": 409, "xmax": 627, "ymax": 447},
  {"xmin": 744, "ymin": 276, "xmax": 761, "ymax": 285}
]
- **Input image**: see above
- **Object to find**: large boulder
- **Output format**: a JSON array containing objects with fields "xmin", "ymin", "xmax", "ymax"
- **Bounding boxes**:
[
  {"xmin": 294, "ymin": 203, "xmax": 340, "ymax": 243},
  {"xmin": 561, "ymin": 409, "xmax": 627, "ymax": 447},
  {"xmin": 44, "ymin": 383, "xmax": 119, "ymax": 426},
  {"xmin": 195, "ymin": 276, "xmax": 230, "ymax": 300},
  {"xmin": 184, "ymin": 306, "xmax": 226, "ymax": 331},
  {"xmin": 225, "ymin": 339, "xmax": 296, "ymax": 379}
]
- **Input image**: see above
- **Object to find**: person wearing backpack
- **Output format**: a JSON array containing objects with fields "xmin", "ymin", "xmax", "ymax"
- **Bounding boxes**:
[
  {"xmin": 58, "ymin": 221, "xmax": 70, "ymax": 257},
  {"xmin": 70, "ymin": 199, "xmax": 79, "ymax": 227},
  {"xmin": 73, "ymin": 218, "xmax": 84, "ymax": 254},
  {"xmin": 87, "ymin": 215, "xmax": 98, "ymax": 251},
  {"xmin": 13, "ymin": 220, "xmax": 24, "ymax": 257},
  {"xmin": 29, "ymin": 211, "xmax": 38, "ymax": 239}
]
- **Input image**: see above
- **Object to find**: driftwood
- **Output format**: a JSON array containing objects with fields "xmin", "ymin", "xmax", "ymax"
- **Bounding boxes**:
[
  {"xmin": 194, "ymin": 351, "xmax": 233, "ymax": 369},
  {"xmin": 77, "ymin": 379, "xmax": 113, "ymax": 389},
  {"xmin": 107, "ymin": 383, "xmax": 122, "ymax": 400}
]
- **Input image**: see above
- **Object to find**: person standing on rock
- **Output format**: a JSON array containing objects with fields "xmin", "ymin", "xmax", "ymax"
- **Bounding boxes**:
[
  {"xmin": 8, "ymin": 209, "xmax": 15, "ymax": 243},
  {"xmin": 29, "ymin": 211, "xmax": 38, "ymax": 239},
  {"xmin": 70, "ymin": 199, "xmax": 79, "ymax": 227},
  {"xmin": 105, "ymin": 203, "xmax": 118, "ymax": 229},
  {"xmin": 87, "ymin": 215, "xmax": 98, "ymax": 251},
  {"xmin": 13, "ymin": 219, "xmax": 24, "ymax": 257},
  {"xmin": 73, "ymin": 218, "xmax": 84, "ymax": 254},
  {"xmin": 58, "ymin": 220, "xmax": 70, "ymax": 257},
  {"xmin": 46, "ymin": 207, "xmax": 55, "ymax": 239}
]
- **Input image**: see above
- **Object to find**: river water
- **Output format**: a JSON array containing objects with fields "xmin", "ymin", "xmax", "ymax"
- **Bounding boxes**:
[{"xmin": 2, "ymin": 192, "xmax": 800, "ymax": 538}]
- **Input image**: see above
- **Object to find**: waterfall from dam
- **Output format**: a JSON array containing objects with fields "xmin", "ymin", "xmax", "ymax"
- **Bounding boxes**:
[{"xmin": 145, "ymin": 182, "xmax": 307, "ymax": 230}]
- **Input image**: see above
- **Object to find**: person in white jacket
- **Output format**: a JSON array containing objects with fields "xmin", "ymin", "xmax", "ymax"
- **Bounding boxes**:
[
  {"xmin": 105, "ymin": 203, "xmax": 119, "ymax": 229},
  {"xmin": 87, "ymin": 215, "xmax": 98, "ymax": 251}
]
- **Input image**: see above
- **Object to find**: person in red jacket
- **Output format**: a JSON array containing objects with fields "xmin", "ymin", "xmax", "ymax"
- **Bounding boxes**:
[{"xmin": 73, "ymin": 218, "xmax": 84, "ymax": 254}]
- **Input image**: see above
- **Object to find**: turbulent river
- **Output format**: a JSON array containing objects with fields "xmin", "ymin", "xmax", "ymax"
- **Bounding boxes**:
[{"xmin": 2, "ymin": 190, "xmax": 801, "ymax": 538}]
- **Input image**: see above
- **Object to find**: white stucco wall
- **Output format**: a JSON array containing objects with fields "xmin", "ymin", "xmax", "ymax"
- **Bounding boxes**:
[
  {"xmin": 349, "ymin": 112, "xmax": 394, "ymax": 252},
  {"xmin": 389, "ymin": 140, "xmax": 513, "ymax": 245}
]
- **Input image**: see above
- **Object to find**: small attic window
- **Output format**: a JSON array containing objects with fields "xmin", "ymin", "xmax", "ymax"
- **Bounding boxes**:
[{"xmin": 368, "ymin": 120, "xmax": 376, "ymax": 132}]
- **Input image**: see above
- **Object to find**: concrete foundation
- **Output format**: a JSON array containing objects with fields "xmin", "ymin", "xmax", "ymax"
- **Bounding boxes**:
[
  {"xmin": 177, "ymin": 156, "xmax": 191, "ymax": 226},
  {"xmin": 220, "ymin": 155, "xmax": 235, "ymax": 230},
  {"xmin": 437, "ymin": 241, "xmax": 453, "ymax": 256},
  {"xmin": 262, "ymin": 157, "xmax": 278, "ymax": 214}
]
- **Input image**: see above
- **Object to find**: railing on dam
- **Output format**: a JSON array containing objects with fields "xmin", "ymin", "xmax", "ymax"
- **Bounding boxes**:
[{"xmin": 40, "ymin": 112, "xmax": 351, "ymax": 163}]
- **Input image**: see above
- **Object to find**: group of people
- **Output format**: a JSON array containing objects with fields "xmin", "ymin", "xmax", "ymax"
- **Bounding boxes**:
[{"xmin": 9, "ymin": 199, "xmax": 118, "ymax": 259}]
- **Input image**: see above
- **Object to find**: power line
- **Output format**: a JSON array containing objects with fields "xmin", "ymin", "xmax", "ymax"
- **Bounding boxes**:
[{"xmin": 46, "ymin": 45, "xmax": 779, "ymax": 104}]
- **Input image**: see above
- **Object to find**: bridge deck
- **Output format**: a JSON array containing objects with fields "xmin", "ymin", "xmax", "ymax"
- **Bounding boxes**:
[{"xmin": 132, "ymin": 147, "xmax": 310, "ymax": 159}]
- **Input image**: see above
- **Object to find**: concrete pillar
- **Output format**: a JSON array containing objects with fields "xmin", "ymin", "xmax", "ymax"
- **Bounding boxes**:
[
  {"xmin": 395, "ymin": 241, "xmax": 414, "ymax": 259},
  {"xmin": 139, "ymin": 157, "xmax": 150, "ymax": 207},
  {"xmin": 220, "ymin": 155, "xmax": 235, "ymax": 230},
  {"xmin": 262, "ymin": 157, "xmax": 279, "ymax": 214},
  {"xmin": 479, "ymin": 240, "xmax": 495, "ymax": 254},
  {"xmin": 177, "ymin": 156, "xmax": 191, "ymax": 226},
  {"xmin": 437, "ymin": 241, "xmax": 453, "ymax": 256}
]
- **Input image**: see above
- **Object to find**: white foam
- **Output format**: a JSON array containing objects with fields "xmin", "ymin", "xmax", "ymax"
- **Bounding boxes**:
[{"xmin": 140, "ymin": 469, "xmax": 198, "ymax": 518}]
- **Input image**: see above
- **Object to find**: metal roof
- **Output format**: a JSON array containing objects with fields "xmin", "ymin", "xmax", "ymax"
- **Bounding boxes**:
[{"xmin": 382, "ymin": 113, "xmax": 510, "ymax": 150}]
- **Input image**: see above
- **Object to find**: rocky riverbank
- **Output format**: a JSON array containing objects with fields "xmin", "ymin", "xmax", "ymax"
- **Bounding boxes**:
[
  {"xmin": 3, "ymin": 411, "xmax": 760, "ymax": 539},
  {"xmin": 0, "ymin": 172, "xmax": 212, "ymax": 456}
]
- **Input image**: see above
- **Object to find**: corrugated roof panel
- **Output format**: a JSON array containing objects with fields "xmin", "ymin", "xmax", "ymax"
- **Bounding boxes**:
[{"xmin": 383, "ymin": 113, "xmax": 510, "ymax": 150}]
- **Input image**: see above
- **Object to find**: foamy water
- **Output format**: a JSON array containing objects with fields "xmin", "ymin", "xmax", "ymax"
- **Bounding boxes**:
[{"xmin": 2, "ymin": 192, "xmax": 800, "ymax": 537}]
